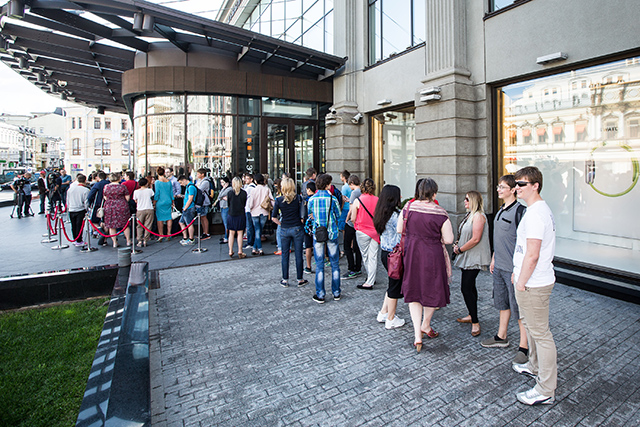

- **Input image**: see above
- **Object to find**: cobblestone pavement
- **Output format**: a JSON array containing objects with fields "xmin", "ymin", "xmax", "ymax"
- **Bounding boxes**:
[{"xmin": 150, "ymin": 255, "xmax": 640, "ymax": 427}]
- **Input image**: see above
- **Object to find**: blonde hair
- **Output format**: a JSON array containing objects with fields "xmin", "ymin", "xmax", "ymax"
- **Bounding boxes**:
[
  {"xmin": 466, "ymin": 190, "xmax": 484, "ymax": 215},
  {"xmin": 232, "ymin": 177, "xmax": 242, "ymax": 195},
  {"xmin": 281, "ymin": 178, "xmax": 296, "ymax": 203}
]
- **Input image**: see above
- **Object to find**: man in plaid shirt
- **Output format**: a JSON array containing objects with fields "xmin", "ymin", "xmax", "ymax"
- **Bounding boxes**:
[{"xmin": 307, "ymin": 174, "xmax": 342, "ymax": 303}]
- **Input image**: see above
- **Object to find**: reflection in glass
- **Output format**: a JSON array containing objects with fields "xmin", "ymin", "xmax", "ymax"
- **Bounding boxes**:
[
  {"xmin": 382, "ymin": 110, "xmax": 416, "ymax": 199},
  {"xmin": 134, "ymin": 117, "xmax": 146, "ymax": 178},
  {"xmin": 498, "ymin": 56, "xmax": 640, "ymax": 274},
  {"xmin": 238, "ymin": 97, "xmax": 261, "ymax": 116},
  {"xmin": 295, "ymin": 125, "xmax": 314, "ymax": 188},
  {"xmin": 146, "ymin": 115, "xmax": 185, "ymax": 174},
  {"xmin": 267, "ymin": 124, "xmax": 288, "ymax": 181},
  {"xmin": 147, "ymin": 95, "xmax": 184, "ymax": 114},
  {"xmin": 133, "ymin": 98, "xmax": 146, "ymax": 118},
  {"xmin": 262, "ymin": 98, "xmax": 316, "ymax": 118},
  {"xmin": 187, "ymin": 115, "xmax": 234, "ymax": 179},
  {"xmin": 186, "ymin": 95, "xmax": 236, "ymax": 114},
  {"xmin": 368, "ymin": 0, "xmax": 425, "ymax": 64}
]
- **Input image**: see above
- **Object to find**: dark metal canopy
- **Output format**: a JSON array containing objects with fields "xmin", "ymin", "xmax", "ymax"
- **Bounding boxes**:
[{"xmin": 0, "ymin": 0, "xmax": 346, "ymax": 114}]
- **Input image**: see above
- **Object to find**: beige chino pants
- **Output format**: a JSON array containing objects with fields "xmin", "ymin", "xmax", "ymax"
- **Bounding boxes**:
[
  {"xmin": 515, "ymin": 283, "xmax": 557, "ymax": 397},
  {"xmin": 137, "ymin": 209, "xmax": 155, "ymax": 242}
]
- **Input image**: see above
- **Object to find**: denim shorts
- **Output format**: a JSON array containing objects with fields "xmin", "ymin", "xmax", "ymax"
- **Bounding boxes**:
[
  {"xmin": 196, "ymin": 205, "xmax": 210, "ymax": 216},
  {"xmin": 180, "ymin": 207, "xmax": 196, "ymax": 225}
]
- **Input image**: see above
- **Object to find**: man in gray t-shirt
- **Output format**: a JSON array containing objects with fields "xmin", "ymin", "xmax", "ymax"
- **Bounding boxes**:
[{"xmin": 481, "ymin": 174, "xmax": 529, "ymax": 365}]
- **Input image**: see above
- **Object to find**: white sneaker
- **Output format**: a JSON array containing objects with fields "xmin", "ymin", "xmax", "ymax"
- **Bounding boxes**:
[
  {"xmin": 376, "ymin": 311, "xmax": 388, "ymax": 323},
  {"xmin": 512, "ymin": 363, "xmax": 536, "ymax": 378},
  {"xmin": 516, "ymin": 387, "xmax": 555, "ymax": 405},
  {"xmin": 385, "ymin": 316, "xmax": 405, "ymax": 329}
]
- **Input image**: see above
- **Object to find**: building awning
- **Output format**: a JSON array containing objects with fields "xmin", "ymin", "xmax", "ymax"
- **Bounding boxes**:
[
  {"xmin": 575, "ymin": 122, "xmax": 587, "ymax": 133},
  {"xmin": 522, "ymin": 128, "xmax": 531, "ymax": 137},
  {"xmin": 536, "ymin": 127, "xmax": 547, "ymax": 136},
  {"xmin": 552, "ymin": 125, "xmax": 563, "ymax": 135},
  {"xmin": 0, "ymin": 0, "xmax": 347, "ymax": 114}
]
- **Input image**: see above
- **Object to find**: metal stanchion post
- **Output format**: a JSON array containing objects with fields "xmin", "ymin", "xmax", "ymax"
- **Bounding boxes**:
[
  {"xmin": 41, "ymin": 211, "xmax": 57, "ymax": 243},
  {"xmin": 192, "ymin": 214, "xmax": 207, "ymax": 253},
  {"xmin": 50, "ymin": 214, "xmax": 69, "ymax": 250},
  {"xmin": 130, "ymin": 213, "xmax": 142, "ymax": 254},
  {"xmin": 80, "ymin": 214, "xmax": 98, "ymax": 252}
]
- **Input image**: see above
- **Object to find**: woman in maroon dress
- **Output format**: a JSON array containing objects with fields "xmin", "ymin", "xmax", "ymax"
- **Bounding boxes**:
[
  {"xmin": 103, "ymin": 173, "xmax": 132, "ymax": 247},
  {"xmin": 397, "ymin": 178, "xmax": 454, "ymax": 352}
]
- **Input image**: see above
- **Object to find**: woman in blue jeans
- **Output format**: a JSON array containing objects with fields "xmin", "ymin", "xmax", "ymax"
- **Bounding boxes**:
[
  {"xmin": 216, "ymin": 177, "xmax": 232, "ymax": 243},
  {"xmin": 271, "ymin": 178, "xmax": 308, "ymax": 287},
  {"xmin": 247, "ymin": 173, "xmax": 274, "ymax": 255}
]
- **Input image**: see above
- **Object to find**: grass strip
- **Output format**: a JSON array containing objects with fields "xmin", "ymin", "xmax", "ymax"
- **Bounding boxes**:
[{"xmin": 0, "ymin": 297, "xmax": 110, "ymax": 427}]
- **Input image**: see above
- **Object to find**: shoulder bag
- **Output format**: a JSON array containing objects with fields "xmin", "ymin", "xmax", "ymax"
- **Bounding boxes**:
[
  {"xmin": 260, "ymin": 192, "xmax": 273, "ymax": 212},
  {"xmin": 96, "ymin": 194, "xmax": 105, "ymax": 219},
  {"xmin": 314, "ymin": 197, "xmax": 333, "ymax": 242},
  {"xmin": 387, "ymin": 201, "xmax": 412, "ymax": 280}
]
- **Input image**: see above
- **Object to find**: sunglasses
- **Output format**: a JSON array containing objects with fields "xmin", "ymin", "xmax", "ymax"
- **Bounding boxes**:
[
  {"xmin": 515, "ymin": 181, "xmax": 532, "ymax": 187},
  {"xmin": 464, "ymin": 197, "xmax": 469, "ymax": 201}
]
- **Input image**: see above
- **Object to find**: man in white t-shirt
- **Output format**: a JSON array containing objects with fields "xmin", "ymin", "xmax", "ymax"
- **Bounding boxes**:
[{"xmin": 511, "ymin": 166, "xmax": 557, "ymax": 406}]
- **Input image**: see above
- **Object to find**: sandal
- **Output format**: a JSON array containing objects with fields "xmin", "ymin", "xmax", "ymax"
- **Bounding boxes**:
[
  {"xmin": 137, "ymin": 242, "xmax": 143, "ymax": 248},
  {"xmin": 239, "ymin": 253, "xmax": 247, "ymax": 259},
  {"xmin": 422, "ymin": 328, "xmax": 439, "ymax": 339},
  {"xmin": 229, "ymin": 252, "xmax": 234, "ymax": 258},
  {"xmin": 414, "ymin": 341, "xmax": 422, "ymax": 353}
]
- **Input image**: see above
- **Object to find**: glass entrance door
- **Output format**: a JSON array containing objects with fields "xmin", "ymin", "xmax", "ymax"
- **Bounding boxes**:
[
  {"xmin": 263, "ymin": 120, "xmax": 317, "ymax": 189},
  {"xmin": 266, "ymin": 123, "xmax": 288, "ymax": 182}
]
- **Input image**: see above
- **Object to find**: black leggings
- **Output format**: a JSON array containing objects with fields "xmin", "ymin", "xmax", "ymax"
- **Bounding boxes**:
[
  {"xmin": 461, "ymin": 269, "xmax": 480, "ymax": 323},
  {"xmin": 344, "ymin": 224, "xmax": 362, "ymax": 272}
]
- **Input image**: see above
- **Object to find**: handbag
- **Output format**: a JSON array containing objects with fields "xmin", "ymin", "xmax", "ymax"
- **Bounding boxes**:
[
  {"xmin": 260, "ymin": 193, "xmax": 273, "ymax": 212},
  {"xmin": 96, "ymin": 197, "xmax": 105, "ymax": 219},
  {"xmin": 171, "ymin": 205, "xmax": 181, "ymax": 220},
  {"xmin": 387, "ymin": 201, "xmax": 412, "ymax": 280}
]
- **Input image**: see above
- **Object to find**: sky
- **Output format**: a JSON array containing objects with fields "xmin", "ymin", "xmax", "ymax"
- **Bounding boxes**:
[{"xmin": 0, "ymin": 0, "xmax": 225, "ymax": 116}]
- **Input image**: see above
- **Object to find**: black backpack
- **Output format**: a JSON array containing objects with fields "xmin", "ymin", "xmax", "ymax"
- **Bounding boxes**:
[{"xmin": 188, "ymin": 183, "xmax": 206, "ymax": 207}]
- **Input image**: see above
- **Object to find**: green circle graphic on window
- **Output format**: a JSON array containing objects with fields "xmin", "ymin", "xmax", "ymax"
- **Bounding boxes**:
[{"xmin": 586, "ymin": 142, "xmax": 639, "ymax": 197}]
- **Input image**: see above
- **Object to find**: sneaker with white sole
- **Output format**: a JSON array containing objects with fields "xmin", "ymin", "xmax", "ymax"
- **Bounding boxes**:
[
  {"xmin": 516, "ymin": 387, "xmax": 555, "ymax": 405},
  {"xmin": 481, "ymin": 335, "xmax": 509, "ymax": 348},
  {"xmin": 385, "ymin": 316, "xmax": 405, "ymax": 329},
  {"xmin": 512, "ymin": 363, "xmax": 536, "ymax": 378},
  {"xmin": 376, "ymin": 311, "xmax": 388, "ymax": 323},
  {"xmin": 280, "ymin": 280, "xmax": 289, "ymax": 288}
]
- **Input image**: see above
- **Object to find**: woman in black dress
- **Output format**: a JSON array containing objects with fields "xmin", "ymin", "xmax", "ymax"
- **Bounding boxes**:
[{"xmin": 225, "ymin": 177, "xmax": 248, "ymax": 259}]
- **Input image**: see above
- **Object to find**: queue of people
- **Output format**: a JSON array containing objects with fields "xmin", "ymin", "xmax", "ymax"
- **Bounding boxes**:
[{"xmin": 26, "ymin": 164, "xmax": 557, "ymax": 406}]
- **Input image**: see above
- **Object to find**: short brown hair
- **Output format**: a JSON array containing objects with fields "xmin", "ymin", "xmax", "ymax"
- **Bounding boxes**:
[
  {"xmin": 417, "ymin": 178, "xmax": 438, "ymax": 201},
  {"xmin": 315, "ymin": 173, "xmax": 332, "ymax": 190},
  {"xmin": 498, "ymin": 174, "xmax": 516, "ymax": 189},
  {"xmin": 514, "ymin": 166, "xmax": 543, "ymax": 193},
  {"xmin": 347, "ymin": 175, "xmax": 360, "ymax": 186}
]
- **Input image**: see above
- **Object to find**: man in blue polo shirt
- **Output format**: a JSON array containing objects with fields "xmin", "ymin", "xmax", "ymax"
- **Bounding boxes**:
[{"xmin": 307, "ymin": 173, "xmax": 341, "ymax": 303}]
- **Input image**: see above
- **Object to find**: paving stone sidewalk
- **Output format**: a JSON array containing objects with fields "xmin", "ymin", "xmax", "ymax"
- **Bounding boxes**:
[{"xmin": 150, "ymin": 256, "xmax": 640, "ymax": 427}]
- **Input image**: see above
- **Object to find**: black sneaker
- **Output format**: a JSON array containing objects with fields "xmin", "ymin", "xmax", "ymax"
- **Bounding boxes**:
[
  {"xmin": 201, "ymin": 233, "xmax": 211, "ymax": 240},
  {"xmin": 334, "ymin": 293, "xmax": 341, "ymax": 301},
  {"xmin": 280, "ymin": 280, "xmax": 289, "ymax": 288},
  {"xmin": 312, "ymin": 295, "xmax": 325, "ymax": 304},
  {"xmin": 297, "ymin": 279, "xmax": 309, "ymax": 287},
  {"xmin": 303, "ymin": 267, "xmax": 314, "ymax": 275}
]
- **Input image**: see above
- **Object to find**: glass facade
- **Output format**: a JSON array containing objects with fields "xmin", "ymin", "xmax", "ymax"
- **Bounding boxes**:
[
  {"xmin": 497, "ymin": 56, "xmax": 640, "ymax": 275},
  {"xmin": 368, "ymin": 0, "xmax": 426, "ymax": 65},
  {"xmin": 242, "ymin": 0, "xmax": 334, "ymax": 54},
  {"xmin": 133, "ymin": 94, "xmax": 327, "ymax": 186},
  {"xmin": 371, "ymin": 107, "xmax": 416, "ymax": 199}
]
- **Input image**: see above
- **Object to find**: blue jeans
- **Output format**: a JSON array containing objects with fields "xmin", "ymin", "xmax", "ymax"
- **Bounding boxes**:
[
  {"xmin": 221, "ymin": 207, "xmax": 229, "ymax": 239},
  {"xmin": 276, "ymin": 224, "xmax": 282, "ymax": 250},
  {"xmin": 280, "ymin": 226, "xmax": 304, "ymax": 280},
  {"xmin": 245, "ymin": 212, "xmax": 255, "ymax": 246},
  {"xmin": 252, "ymin": 214, "xmax": 267, "ymax": 251},
  {"xmin": 313, "ymin": 238, "xmax": 341, "ymax": 298}
]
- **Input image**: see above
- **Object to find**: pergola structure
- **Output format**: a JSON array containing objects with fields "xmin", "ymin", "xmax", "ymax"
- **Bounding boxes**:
[{"xmin": 0, "ymin": 0, "xmax": 346, "ymax": 114}]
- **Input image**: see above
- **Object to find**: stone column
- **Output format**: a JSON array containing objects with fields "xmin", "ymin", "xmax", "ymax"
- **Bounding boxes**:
[
  {"xmin": 416, "ymin": 0, "xmax": 489, "ymax": 222},
  {"xmin": 325, "ymin": 0, "xmax": 366, "ymax": 180}
]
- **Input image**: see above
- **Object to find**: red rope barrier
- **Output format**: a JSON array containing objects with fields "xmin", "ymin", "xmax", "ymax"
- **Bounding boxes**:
[
  {"xmin": 46, "ymin": 212, "xmax": 57, "ymax": 235},
  {"xmin": 60, "ymin": 217, "xmax": 85, "ymax": 243},
  {"xmin": 136, "ymin": 217, "xmax": 197, "ymax": 237},
  {"xmin": 88, "ymin": 219, "xmax": 131, "ymax": 238}
]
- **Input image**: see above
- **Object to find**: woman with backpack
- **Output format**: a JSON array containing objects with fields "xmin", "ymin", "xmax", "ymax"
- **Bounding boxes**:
[{"xmin": 347, "ymin": 178, "xmax": 379, "ymax": 290}]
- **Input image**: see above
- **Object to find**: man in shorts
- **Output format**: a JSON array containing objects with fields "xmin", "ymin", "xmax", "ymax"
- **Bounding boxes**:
[
  {"xmin": 178, "ymin": 175, "xmax": 197, "ymax": 245},
  {"xmin": 481, "ymin": 174, "xmax": 529, "ymax": 365}
]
